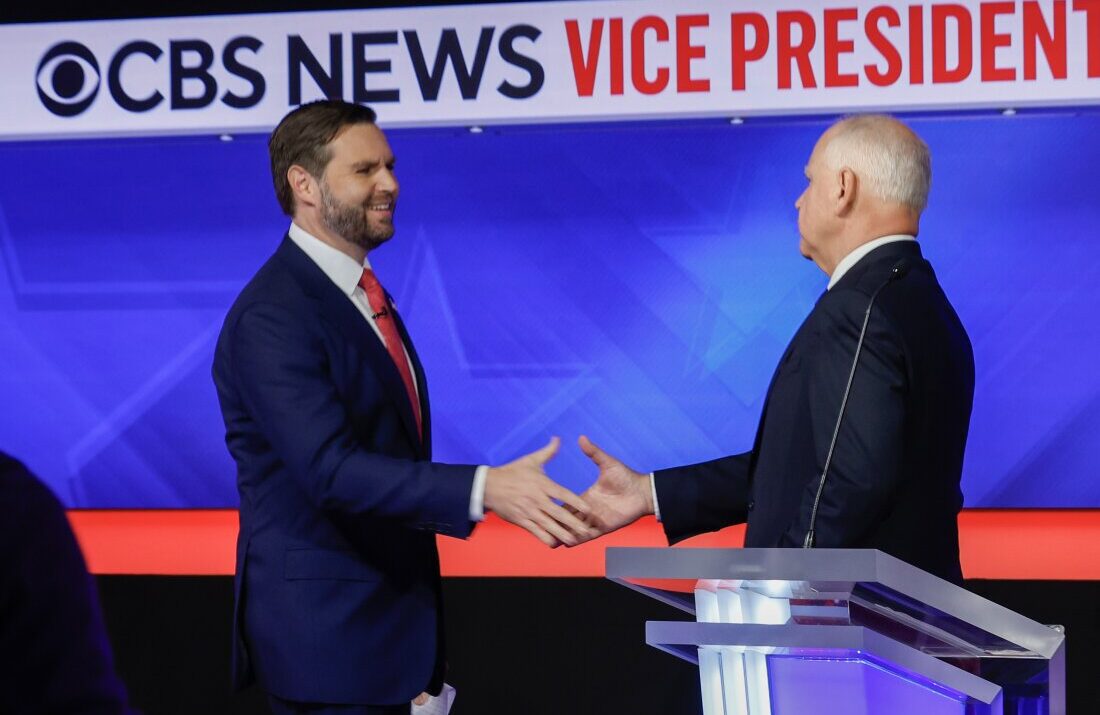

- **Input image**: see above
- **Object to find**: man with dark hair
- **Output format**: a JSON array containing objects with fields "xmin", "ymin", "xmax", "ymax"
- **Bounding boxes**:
[
  {"xmin": 266, "ymin": 101, "xmax": 380, "ymax": 217},
  {"xmin": 213, "ymin": 100, "xmax": 593, "ymax": 714},
  {"xmin": 0, "ymin": 451, "xmax": 132, "ymax": 715}
]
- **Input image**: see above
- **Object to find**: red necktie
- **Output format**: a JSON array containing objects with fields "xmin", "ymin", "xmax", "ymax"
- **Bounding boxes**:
[{"xmin": 358, "ymin": 268, "xmax": 422, "ymax": 440}]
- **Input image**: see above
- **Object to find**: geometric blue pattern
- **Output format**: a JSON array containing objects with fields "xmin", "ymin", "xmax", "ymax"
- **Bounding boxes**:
[{"xmin": 1, "ymin": 113, "xmax": 1098, "ymax": 507}]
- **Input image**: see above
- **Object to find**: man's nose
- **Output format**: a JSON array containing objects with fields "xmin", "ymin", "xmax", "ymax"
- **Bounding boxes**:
[{"xmin": 378, "ymin": 168, "xmax": 399, "ymax": 196}]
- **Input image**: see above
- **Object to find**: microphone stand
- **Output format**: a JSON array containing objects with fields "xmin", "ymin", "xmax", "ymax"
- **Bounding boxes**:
[{"xmin": 803, "ymin": 259, "xmax": 911, "ymax": 548}]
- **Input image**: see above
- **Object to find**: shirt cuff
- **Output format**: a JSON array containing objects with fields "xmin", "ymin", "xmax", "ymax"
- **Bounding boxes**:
[
  {"xmin": 469, "ymin": 465, "xmax": 489, "ymax": 522},
  {"xmin": 649, "ymin": 472, "xmax": 661, "ymax": 522}
]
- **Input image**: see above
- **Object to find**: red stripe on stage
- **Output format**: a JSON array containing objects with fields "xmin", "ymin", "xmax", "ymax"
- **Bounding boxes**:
[
  {"xmin": 68, "ymin": 509, "xmax": 239, "ymax": 576},
  {"xmin": 66, "ymin": 509, "xmax": 1100, "ymax": 580}
]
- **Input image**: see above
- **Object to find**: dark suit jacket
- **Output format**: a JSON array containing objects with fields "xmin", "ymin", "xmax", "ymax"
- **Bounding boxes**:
[
  {"xmin": 0, "ymin": 452, "xmax": 131, "ymax": 714},
  {"xmin": 654, "ymin": 241, "xmax": 974, "ymax": 582},
  {"xmin": 212, "ymin": 237, "xmax": 477, "ymax": 705}
]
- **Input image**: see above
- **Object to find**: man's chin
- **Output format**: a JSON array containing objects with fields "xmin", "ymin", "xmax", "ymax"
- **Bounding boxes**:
[
  {"xmin": 372, "ymin": 219, "xmax": 395, "ymax": 239},
  {"xmin": 352, "ymin": 224, "xmax": 396, "ymax": 249},
  {"xmin": 375, "ymin": 227, "xmax": 395, "ymax": 245},
  {"xmin": 348, "ymin": 230, "xmax": 393, "ymax": 253}
]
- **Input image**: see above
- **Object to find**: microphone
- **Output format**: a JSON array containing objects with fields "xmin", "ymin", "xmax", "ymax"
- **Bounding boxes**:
[
  {"xmin": 371, "ymin": 307, "xmax": 389, "ymax": 320},
  {"xmin": 803, "ymin": 257, "xmax": 913, "ymax": 548}
]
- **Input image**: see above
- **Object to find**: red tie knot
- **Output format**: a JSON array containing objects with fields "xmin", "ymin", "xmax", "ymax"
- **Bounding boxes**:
[{"xmin": 359, "ymin": 267, "xmax": 381, "ymax": 292}]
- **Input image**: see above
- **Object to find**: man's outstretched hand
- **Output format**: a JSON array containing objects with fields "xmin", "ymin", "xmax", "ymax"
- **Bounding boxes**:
[
  {"xmin": 484, "ymin": 437, "xmax": 597, "ymax": 547},
  {"xmin": 572, "ymin": 435, "xmax": 654, "ymax": 543}
]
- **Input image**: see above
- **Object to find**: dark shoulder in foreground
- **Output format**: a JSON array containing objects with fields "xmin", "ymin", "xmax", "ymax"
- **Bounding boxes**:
[{"xmin": 0, "ymin": 451, "xmax": 62, "ymax": 520}]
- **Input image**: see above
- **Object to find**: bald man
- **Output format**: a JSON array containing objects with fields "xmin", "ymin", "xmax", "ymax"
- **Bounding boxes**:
[{"xmin": 575, "ymin": 115, "xmax": 974, "ymax": 582}]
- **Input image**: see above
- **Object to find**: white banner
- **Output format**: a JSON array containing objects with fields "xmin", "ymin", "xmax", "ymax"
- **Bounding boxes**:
[{"xmin": 2, "ymin": 0, "xmax": 1098, "ymax": 139}]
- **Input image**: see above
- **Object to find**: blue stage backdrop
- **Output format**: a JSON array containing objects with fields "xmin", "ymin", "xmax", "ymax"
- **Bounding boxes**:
[{"xmin": 1, "ymin": 113, "xmax": 1098, "ymax": 508}]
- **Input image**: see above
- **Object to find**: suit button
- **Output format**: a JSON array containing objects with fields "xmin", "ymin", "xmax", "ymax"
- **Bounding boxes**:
[{"xmin": 747, "ymin": 500, "xmax": 755, "ymax": 511}]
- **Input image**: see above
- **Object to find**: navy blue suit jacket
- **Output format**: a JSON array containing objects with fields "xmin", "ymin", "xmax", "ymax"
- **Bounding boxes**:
[
  {"xmin": 213, "ymin": 237, "xmax": 477, "ymax": 704},
  {"xmin": 655, "ymin": 241, "xmax": 975, "ymax": 583}
]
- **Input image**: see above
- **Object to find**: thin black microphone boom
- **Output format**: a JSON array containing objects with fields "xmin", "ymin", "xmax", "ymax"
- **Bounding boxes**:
[{"xmin": 803, "ymin": 257, "xmax": 913, "ymax": 548}]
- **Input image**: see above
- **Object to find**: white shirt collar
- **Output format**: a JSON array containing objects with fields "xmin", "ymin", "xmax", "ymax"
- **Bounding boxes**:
[
  {"xmin": 827, "ymin": 234, "xmax": 916, "ymax": 290},
  {"xmin": 287, "ymin": 222, "xmax": 371, "ymax": 296}
]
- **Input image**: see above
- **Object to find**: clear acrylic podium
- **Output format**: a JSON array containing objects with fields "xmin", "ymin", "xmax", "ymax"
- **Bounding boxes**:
[{"xmin": 606, "ymin": 548, "xmax": 1065, "ymax": 715}]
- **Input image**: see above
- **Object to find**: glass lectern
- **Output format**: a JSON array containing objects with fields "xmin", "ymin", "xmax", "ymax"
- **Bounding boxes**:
[{"xmin": 606, "ymin": 548, "xmax": 1064, "ymax": 715}]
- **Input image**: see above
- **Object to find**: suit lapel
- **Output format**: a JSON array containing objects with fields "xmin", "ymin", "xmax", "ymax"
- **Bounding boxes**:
[
  {"xmin": 275, "ymin": 237, "xmax": 423, "ymax": 451},
  {"xmin": 746, "ymin": 303, "xmax": 820, "ymax": 481},
  {"xmin": 388, "ymin": 295, "xmax": 431, "ymax": 457}
]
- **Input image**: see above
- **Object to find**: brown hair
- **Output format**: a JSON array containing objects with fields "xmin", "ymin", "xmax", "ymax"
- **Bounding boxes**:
[{"xmin": 268, "ymin": 100, "xmax": 378, "ymax": 216}]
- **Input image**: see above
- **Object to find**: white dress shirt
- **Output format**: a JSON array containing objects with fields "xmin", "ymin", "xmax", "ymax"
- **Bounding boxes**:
[
  {"xmin": 288, "ymin": 223, "xmax": 488, "ymax": 521},
  {"xmin": 649, "ymin": 233, "xmax": 917, "ymax": 521}
]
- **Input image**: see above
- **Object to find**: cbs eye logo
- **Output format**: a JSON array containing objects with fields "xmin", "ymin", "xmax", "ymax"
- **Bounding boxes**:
[{"xmin": 36, "ymin": 42, "xmax": 101, "ymax": 117}]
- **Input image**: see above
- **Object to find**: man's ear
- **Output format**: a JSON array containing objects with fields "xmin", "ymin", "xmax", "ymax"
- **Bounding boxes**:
[
  {"xmin": 287, "ymin": 165, "xmax": 319, "ymax": 210},
  {"xmin": 834, "ymin": 167, "xmax": 858, "ymax": 216}
]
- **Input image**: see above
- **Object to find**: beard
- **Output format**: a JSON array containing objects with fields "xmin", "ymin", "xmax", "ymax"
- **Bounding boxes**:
[{"xmin": 319, "ymin": 181, "xmax": 395, "ymax": 252}]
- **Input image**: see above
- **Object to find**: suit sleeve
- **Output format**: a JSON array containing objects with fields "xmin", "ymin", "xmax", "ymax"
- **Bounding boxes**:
[
  {"xmin": 780, "ymin": 289, "xmax": 908, "ymax": 548},
  {"xmin": 226, "ymin": 301, "xmax": 476, "ymax": 538},
  {"xmin": 653, "ymin": 452, "xmax": 751, "ymax": 544}
]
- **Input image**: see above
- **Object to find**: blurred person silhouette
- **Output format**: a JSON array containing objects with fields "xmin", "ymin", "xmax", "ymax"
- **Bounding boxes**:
[{"xmin": 0, "ymin": 450, "xmax": 132, "ymax": 714}]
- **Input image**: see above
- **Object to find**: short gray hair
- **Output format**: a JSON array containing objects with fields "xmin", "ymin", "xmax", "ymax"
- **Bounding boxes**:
[{"xmin": 822, "ymin": 114, "xmax": 931, "ymax": 214}]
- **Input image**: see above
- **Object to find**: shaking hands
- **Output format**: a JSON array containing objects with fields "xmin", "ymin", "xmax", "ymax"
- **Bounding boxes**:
[
  {"xmin": 484, "ymin": 437, "xmax": 597, "ymax": 547},
  {"xmin": 484, "ymin": 435, "xmax": 653, "ymax": 547}
]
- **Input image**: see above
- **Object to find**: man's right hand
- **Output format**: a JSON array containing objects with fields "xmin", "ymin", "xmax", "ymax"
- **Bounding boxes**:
[
  {"xmin": 484, "ymin": 437, "xmax": 597, "ymax": 547},
  {"xmin": 572, "ymin": 435, "xmax": 654, "ymax": 542}
]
